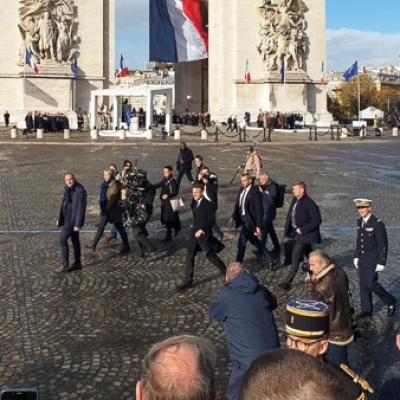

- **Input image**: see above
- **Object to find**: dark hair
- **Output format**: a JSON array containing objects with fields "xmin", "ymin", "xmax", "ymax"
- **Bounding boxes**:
[
  {"xmin": 180, "ymin": 142, "xmax": 187, "ymax": 148},
  {"xmin": 192, "ymin": 182, "xmax": 204, "ymax": 190},
  {"xmin": 64, "ymin": 172, "xmax": 75, "ymax": 179},
  {"xmin": 123, "ymin": 160, "xmax": 133, "ymax": 168},
  {"xmin": 141, "ymin": 335, "xmax": 216, "ymax": 400},
  {"xmin": 195, "ymin": 155, "xmax": 203, "ymax": 161},
  {"xmin": 241, "ymin": 173, "xmax": 252, "ymax": 180},
  {"xmin": 164, "ymin": 165, "xmax": 173, "ymax": 172},
  {"xmin": 240, "ymin": 349, "xmax": 351, "ymax": 400}
]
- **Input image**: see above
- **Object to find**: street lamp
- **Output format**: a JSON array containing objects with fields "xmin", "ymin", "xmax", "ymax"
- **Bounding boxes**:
[{"xmin": 186, "ymin": 95, "xmax": 192, "ymax": 111}]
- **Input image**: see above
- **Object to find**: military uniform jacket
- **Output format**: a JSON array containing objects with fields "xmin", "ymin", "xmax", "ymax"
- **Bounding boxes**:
[{"xmin": 355, "ymin": 214, "xmax": 388, "ymax": 267}]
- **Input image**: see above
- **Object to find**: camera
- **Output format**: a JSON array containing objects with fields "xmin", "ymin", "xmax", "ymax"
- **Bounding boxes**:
[
  {"xmin": 301, "ymin": 262, "xmax": 311, "ymax": 274},
  {"xmin": 122, "ymin": 168, "xmax": 153, "ymax": 228}
]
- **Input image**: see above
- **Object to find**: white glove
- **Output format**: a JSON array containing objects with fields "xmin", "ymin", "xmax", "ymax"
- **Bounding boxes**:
[
  {"xmin": 375, "ymin": 264, "xmax": 385, "ymax": 272},
  {"xmin": 353, "ymin": 258, "xmax": 359, "ymax": 269}
]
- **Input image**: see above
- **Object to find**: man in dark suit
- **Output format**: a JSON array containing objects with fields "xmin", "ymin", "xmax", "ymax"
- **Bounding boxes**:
[
  {"xmin": 353, "ymin": 199, "xmax": 396, "ymax": 319},
  {"xmin": 230, "ymin": 174, "xmax": 274, "ymax": 267},
  {"xmin": 279, "ymin": 181, "xmax": 322, "ymax": 290},
  {"xmin": 56, "ymin": 173, "xmax": 87, "ymax": 273},
  {"xmin": 4, "ymin": 111, "xmax": 10, "ymax": 127},
  {"xmin": 176, "ymin": 142, "xmax": 194, "ymax": 186},
  {"xmin": 177, "ymin": 182, "xmax": 226, "ymax": 291}
]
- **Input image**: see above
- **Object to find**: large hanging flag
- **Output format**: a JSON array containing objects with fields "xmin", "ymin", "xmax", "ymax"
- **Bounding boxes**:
[
  {"xmin": 117, "ymin": 54, "xmax": 129, "ymax": 78},
  {"xmin": 343, "ymin": 61, "xmax": 358, "ymax": 82},
  {"xmin": 25, "ymin": 49, "xmax": 39, "ymax": 74},
  {"xmin": 245, "ymin": 59, "xmax": 251, "ymax": 84},
  {"xmin": 150, "ymin": 0, "xmax": 208, "ymax": 63}
]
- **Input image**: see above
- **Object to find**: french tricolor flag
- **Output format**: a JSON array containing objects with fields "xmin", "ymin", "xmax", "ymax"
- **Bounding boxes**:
[
  {"xmin": 150, "ymin": 0, "xmax": 208, "ymax": 63},
  {"xmin": 25, "ymin": 49, "xmax": 38, "ymax": 74},
  {"xmin": 117, "ymin": 54, "xmax": 129, "ymax": 78}
]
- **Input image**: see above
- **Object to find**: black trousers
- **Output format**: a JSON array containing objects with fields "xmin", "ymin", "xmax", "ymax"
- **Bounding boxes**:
[
  {"xmin": 184, "ymin": 237, "xmax": 226, "ymax": 285},
  {"xmin": 177, "ymin": 168, "xmax": 194, "ymax": 186},
  {"xmin": 359, "ymin": 262, "xmax": 396, "ymax": 313},
  {"xmin": 261, "ymin": 220, "xmax": 280, "ymax": 252},
  {"xmin": 236, "ymin": 224, "xmax": 272, "ymax": 263},
  {"xmin": 59, "ymin": 228, "xmax": 81, "ymax": 267},
  {"xmin": 92, "ymin": 215, "xmax": 130, "ymax": 250},
  {"xmin": 132, "ymin": 226, "xmax": 153, "ymax": 255},
  {"xmin": 283, "ymin": 241, "xmax": 313, "ymax": 284}
]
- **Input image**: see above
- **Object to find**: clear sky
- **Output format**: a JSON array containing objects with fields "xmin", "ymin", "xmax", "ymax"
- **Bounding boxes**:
[{"xmin": 116, "ymin": 0, "xmax": 400, "ymax": 71}]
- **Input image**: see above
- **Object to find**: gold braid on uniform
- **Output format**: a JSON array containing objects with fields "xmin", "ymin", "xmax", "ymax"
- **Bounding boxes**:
[{"xmin": 340, "ymin": 364, "xmax": 374, "ymax": 396}]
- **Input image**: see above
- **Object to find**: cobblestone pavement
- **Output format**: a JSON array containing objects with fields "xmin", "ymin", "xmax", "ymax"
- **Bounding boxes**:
[{"xmin": 0, "ymin": 139, "xmax": 399, "ymax": 399}]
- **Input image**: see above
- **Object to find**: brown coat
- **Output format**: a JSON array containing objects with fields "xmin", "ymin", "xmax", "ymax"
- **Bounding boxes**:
[
  {"xmin": 307, "ymin": 264, "xmax": 354, "ymax": 346},
  {"xmin": 244, "ymin": 152, "xmax": 262, "ymax": 179}
]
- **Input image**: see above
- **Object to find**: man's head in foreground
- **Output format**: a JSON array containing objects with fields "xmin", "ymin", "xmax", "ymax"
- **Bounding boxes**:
[
  {"xmin": 240, "ymin": 348, "xmax": 354, "ymax": 400},
  {"xmin": 136, "ymin": 335, "xmax": 216, "ymax": 400}
]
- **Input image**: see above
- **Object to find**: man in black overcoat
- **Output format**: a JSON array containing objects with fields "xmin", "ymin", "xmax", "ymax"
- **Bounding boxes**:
[
  {"xmin": 353, "ymin": 198, "xmax": 396, "ymax": 319},
  {"xmin": 56, "ymin": 173, "xmax": 87, "ymax": 273},
  {"xmin": 279, "ymin": 181, "xmax": 322, "ymax": 290},
  {"xmin": 177, "ymin": 182, "xmax": 226, "ymax": 290},
  {"xmin": 176, "ymin": 142, "xmax": 194, "ymax": 186},
  {"xmin": 230, "ymin": 174, "xmax": 274, "ymax": 267}
]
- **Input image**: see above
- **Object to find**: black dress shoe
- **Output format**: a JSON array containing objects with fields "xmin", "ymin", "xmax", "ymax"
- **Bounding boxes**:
[
  {"xmin": 119, "ymin": 248, "xmax": 131, "ymax": 255},
  {"xmin": 278, "ymin": 282, "xmax": 291, "ymax": 291},
  {"xmin": 355, "ymin": 311, "xmax": 373, "ymax": 320},
  {"xmin": 176, "ymin": 282, "xmax": 193, "ymax": 291},
  {"xmin": 174, "ymin": 228, "xmax": 181, "ymax": 237},
  {"xmin": 388, "ymin": 303, "xmax": 396, "ymax": 317},
  {"xmin": 69, "ymin": 262, "xmax": 82, "ymax": 272}
]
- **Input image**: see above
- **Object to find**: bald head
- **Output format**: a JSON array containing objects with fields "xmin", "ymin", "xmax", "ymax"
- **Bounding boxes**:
[
  {"xmin": 137, "ymin": 335, "xmax": 216, "ymax": 400},
  {"xmin": 226, "ymin": 262, "xmax": 244, "ymax": 283}
]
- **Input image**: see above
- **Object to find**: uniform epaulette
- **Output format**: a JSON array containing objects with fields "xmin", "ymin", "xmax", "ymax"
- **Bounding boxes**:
[{"xmin": 340, "ymin": 364, "xmax": 374, "ymax": 395}]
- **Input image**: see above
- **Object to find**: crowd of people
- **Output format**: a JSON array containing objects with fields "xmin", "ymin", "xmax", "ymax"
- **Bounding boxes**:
[
  {"xmin": 24, "ymin": 111, "xmax": 71, "ymax": 134},
  {"xmin": 55, "ymin": 142, "xmax": 398, "ymax": 399},
  {"xmin": 256, "ymin": 110, "xmax": 303, "ymax": 129}
]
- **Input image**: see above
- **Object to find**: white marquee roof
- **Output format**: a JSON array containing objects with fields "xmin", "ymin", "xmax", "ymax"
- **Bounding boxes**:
[{"xmin": 91, "ymin": 85, "xmax": 174, "ymax": 97}]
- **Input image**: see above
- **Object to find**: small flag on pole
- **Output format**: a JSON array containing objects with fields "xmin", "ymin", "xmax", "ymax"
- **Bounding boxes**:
[
  {"xmin": 71, "ymin": 54, "xmax": 78, "ymax": 79},
  {"xmin": 343, "ymin": 61, "xmax": 358, "ymax": 82},
  {"xmin": 25, "ymin": 49, "xmax": 39, "ymax": 74},
  {"xmin": 117, "ymin": 54, "xmax": 129, "ymax": 78},
  {"xmin": 280, "ymin": 60, "xmax": 285, "ymax": 84},
  {"xmin": 245, "ymin": 59, "xmax": 251, "ymax": 84},
  {"xmin": 320, "ymin": 61, "xmax": 326, "ymax": 84}
]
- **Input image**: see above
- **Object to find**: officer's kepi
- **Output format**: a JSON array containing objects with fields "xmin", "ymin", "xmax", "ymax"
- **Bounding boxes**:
[
  {"xmin": 285, "ymin": 299, "xmax": 329, "ymax": 338},
  {"xmin": 353, "ymin": 198, "xmax": 373, "ymax": 209}
]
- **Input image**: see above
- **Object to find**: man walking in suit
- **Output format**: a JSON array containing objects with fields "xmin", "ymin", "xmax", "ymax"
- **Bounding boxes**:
[
  {"xmin": 353, "ymin": 198, "xmax": 396, "ymax": 319},
  {"xmin": 279, "ymin": 181, "xmax": 322, "ymax": 290},
  {"xmin": 230, "ymin": 174, "xmax": 274, "ymax": 267},
  {"xmin": 177, "ymin": 182, "xmax": 226, "ymax": 291},
  {"xmin": 56, "ymin": 173, "xmax": 87, "ymax": 273},
  {"xmin": 176, "ymin": 142, "xmax": 194, "ymax": 186}
]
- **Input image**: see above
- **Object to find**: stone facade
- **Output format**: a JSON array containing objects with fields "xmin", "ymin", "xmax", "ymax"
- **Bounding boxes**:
[
  {"xmin": 175, "ymin": 0, "xmax": 330, "ymax": 123},
  {"xmin": 0, "ymin": 0, "xmax": 115, "ymax": 128}
]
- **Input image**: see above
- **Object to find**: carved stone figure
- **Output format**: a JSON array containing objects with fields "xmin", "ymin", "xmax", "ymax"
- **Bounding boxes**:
[
  {"xmin": 258, "ymin": 0, "xmax": 308, "ymax": 73},
  {"xmin": 18, "ymin": 0, "xmax": 78, "ymax": 66}
]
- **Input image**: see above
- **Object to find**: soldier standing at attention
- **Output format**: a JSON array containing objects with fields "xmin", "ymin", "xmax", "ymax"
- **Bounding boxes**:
[{"xmin": 353, "ymin": 199, "xmax": 397, "ymax": 319}]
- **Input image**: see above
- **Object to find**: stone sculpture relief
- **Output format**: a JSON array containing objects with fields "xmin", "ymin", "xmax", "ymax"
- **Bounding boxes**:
[
  {"xmin": 257, "ymin": 0, "xmax": 308, "ymax": 72},
  {"xmin": 18, "ymin": 0, "xmax": 78, "ymax": 65}
]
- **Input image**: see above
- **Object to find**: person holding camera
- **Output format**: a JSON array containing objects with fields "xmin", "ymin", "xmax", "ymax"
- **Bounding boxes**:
[
  {"xmin": 86, "ymin": 168, "xmax": 131, "ymax": 255},
  {"xmin": 151, "ymin": 166, "xmax": 181, "ymax": 243},
  {"xmin": 306, "ymin": 250, "xmax": 354, "ymax": 367}
]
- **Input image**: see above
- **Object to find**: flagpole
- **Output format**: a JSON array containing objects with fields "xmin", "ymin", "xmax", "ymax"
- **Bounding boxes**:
[
  {"xmin": 23, "ymin": 48, "xmax": 27, "ymax": 112},
  {"xmin": 357, "ymin": 65, "xmax": 361, "ymax": 121}
]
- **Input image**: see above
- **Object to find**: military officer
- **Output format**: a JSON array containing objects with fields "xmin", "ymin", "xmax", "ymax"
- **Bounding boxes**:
[
  {"xmin": 285, "ymin": 299, "xmax": 374, "ymax": 399},
  {"xmin": 353, "ymin": 199, "xmax": 397, "ymax": 319}
]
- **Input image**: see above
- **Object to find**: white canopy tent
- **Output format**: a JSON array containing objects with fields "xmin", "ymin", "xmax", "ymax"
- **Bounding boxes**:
[
  {"xmin": 89, "ymin": 85, "xmax": 174, "ymax": 136},
  {"xmin": 360, "ymin": 106, "xmax": 384, "ymax": 120}
]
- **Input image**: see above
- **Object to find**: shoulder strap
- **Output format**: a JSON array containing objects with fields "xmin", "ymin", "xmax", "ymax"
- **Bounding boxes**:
[{"xmin": 339, "ymin": 364, "xmax": 374, "ymax": 395}]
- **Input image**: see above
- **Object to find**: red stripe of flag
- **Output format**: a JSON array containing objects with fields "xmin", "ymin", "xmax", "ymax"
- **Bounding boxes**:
[{"xmin": 182, "ymin": 0, "xmax": 208, "ymax": 52}]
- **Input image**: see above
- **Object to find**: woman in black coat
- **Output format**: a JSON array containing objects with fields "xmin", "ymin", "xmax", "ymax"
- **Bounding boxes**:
[{"xmin": 151, "ymin": 166, "xmax": 181, "ymax": 242}]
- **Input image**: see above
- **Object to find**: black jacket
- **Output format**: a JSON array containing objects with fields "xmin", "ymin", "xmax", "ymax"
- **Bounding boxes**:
[
  {"xmin": 284, "ymin": 194, "xmax": 322, "ymax": 244},
  {"xmin": 177, "ymin": 147, "xmax": 194, "ymax": 170},
  {"xmin": 58, "ymin": 182, "xmax": 87, "ymax": 229},
  {"xmin": 151, "ymin": 177, "xmax": 180, "ymax": 226},
  {"xmin": 260, "ymin": 180, "xmax": 278, "ymax": 223},
  {"xmin": 191, "ymin": 198, "xmax": 224, "ymax": 255},
  {"xmin": 232, "ymin": 185, "xmax": 263, "ymax": 232},
  {"xmin": 355, "ymin": 214, "xmax": 388, "ymax": 267}
]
